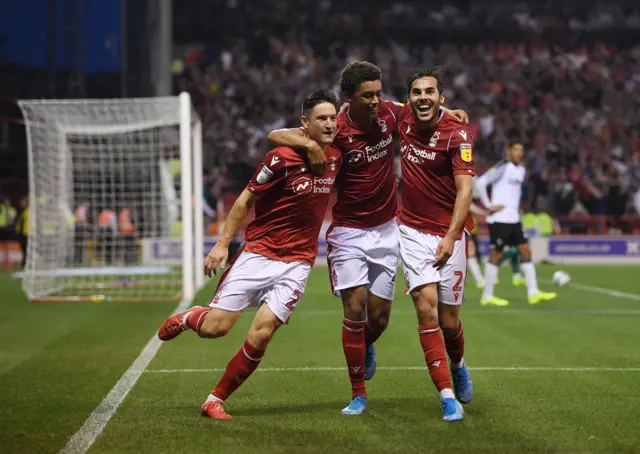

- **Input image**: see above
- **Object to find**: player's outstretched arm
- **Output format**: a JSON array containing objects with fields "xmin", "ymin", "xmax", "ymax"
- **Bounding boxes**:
[
  {"xmin": 204, "ymin": 189, "xmax": 255, "ymax": 277},
  {"xmin": 470, "ymin": 202, "xmax": 489, "ymax": 217},
  {"xmin": 475, "ymin": 165, "xmax": 506, "ymax": 213},
  {"xmin": 267, "ymin": 128, "xmax": 326, "ymax": 176},
  {"xmin": 434, "ymin": 174, "xmax": 473, "ymax": 270}
]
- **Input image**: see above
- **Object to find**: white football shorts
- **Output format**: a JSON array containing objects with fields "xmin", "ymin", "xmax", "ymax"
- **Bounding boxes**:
[
  {"xmin": 398, "ymin": 224, "xmax": 468, "ymax": 306},
  {"xmin": 208, "ymin": 250, "xmax": 311, "ymax": 323},
  {"xmin": 327, "ymin": 218, "xmax": 399, "ymax": 300}
]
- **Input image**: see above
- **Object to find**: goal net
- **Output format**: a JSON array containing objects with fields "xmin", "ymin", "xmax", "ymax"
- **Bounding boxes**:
[{"xmin": 18, "ymin": 92, "xmax": 204, "ymax": 302}]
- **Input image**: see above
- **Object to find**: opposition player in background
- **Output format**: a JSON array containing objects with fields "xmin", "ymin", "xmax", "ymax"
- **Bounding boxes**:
[
  {"xmin": 268, "ymin": 61, "xmax": 468, "ymax": 415},
  {"xmin": 466, "ymin": 200, "xmax": 491, "ymax": 288},
  {"xmin": 397, "ymin": 67, "xmax": 475, "ymax": 422},
  {"xmin": 467, "ymin": 195, "xmax": 524, "ymax": 289},
  {"xmin": 157, "ymin": 89, "xmax": 342, "ymax": 420},
  {"xmin": 475, "ymin": 142, "xmax": 557, "ymax": 307}
]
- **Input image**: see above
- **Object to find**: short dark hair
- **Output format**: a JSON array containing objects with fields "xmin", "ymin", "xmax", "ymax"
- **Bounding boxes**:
[
  {"xmin": 301, "ymin": 89, "xmax": 339, "ymax": 117},
  {"xmin": 406, "ymin": 66, "xmax": 445, "ymax": 95},
  {"xmin": 339, "ymin": 61, "xmax": 382, "ymax": 95}
]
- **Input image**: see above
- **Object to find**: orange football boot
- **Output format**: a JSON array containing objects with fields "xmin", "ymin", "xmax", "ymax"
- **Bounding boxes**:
[{"xmin": 201, "ymin": 400, "xmax": 232, "ymax": 420}]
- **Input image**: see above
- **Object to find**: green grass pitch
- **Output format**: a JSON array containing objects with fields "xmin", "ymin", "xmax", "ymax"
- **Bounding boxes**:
[{"xmin": 1, "ymin": 265, "xmax": 639, "ymax": 453}]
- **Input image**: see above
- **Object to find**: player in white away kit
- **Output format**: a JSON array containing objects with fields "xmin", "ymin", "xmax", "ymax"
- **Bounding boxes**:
[
  {"xmin": 157, "ymin": 89, "xmax": 342, "ymax": 420},
  {"xmin": 475, "ymin": 142, "xmax": 557, "ymax": 306},
  {"xmin": 268, "ymin": 61, "xmax": 468, "ymax": 415}
]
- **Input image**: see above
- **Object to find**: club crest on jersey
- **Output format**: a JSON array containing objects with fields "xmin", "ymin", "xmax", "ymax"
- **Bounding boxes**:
[
  {"xmin": 256, "ymin": 165, "xmax": 274, "ymax": 184},
  {"xmin": 346, "ymin": 149, "xmax": 366, "ymax": 167},
  {"xmin": 429, "ymin": 131, "xmax": 441, "ymax": 148},
  {"xmin": 292, "ymin": 176, "xmax": 313, "ymax": 195},
  {"xmin": 329, "ymin": 156, "xmax": 338, "ymax": 171},
  {"xmin": 460, "ymin": 143, "xmax": 473, "ymax": 162},
  {"xmin": 378, "ymin": 119, "xmax": 388, "ymax": 133}
]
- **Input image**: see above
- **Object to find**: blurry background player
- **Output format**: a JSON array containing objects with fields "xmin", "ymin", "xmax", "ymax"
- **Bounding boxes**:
[
  {"xmin": 268, "ymin": 61, "xmax": 468, "ymax": 416},
  {"xmin": 466, "ymin": 200, "xmax": 490, "ymax": 288},
  {"xmin": 117, "ymin": 208, "xmax": 137, "ymax": 265},
  {"xmin": 96, "ymin": 208, "xmax": 117, "ymax": 265},
  {"xmin": 73, "ymin": 201, "xmax": 92, "ymax": 265},
  {"xmin": 14, "ymin": 197, "xmax": 29, "ymax": 269},
  {"xmin": 157, "ymin": 89, "xmax": 342, "ymax": 420},
  {"xmin": 467, "ymin": 192, "xmax": 524, "ymax": 290},
  {"xmin": 475, "ymin": 142, "xmax": 557, "ymax": 307},
  {"xmin": 396, "ymin": 67, "xmax": 474, "ymax": 422}
]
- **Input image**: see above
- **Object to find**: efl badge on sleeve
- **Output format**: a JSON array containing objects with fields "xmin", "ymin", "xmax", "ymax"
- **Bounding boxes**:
[
  {"xmin": 460, "ymin": 143, "xmax": 473, "ymax": 163},
  {"xmin": 256, "ymin": 165, "xmax": 274, "ymax": 184}
]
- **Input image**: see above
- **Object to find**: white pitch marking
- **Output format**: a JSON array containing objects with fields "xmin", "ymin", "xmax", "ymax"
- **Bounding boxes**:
[
  {"xmin": 59, "ymin": 298, "xmax": 193, "ymax": 454},
  {"xmin": 145, "ymin": 366, "xmax": 640, "ymax": 374},
  {"xmin": 540, "ymin": 280, "xmax": 640, "ymax": 302}
]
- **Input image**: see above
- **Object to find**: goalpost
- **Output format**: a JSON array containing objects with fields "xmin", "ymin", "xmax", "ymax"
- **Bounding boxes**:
[{"xmin": 18, "ymin": 92, "xmax": 204, "ymax": 302}]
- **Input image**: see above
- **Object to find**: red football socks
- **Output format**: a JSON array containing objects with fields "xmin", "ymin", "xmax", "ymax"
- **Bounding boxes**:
[
  {"xmin": 211, "ymin": 340, "xmax": 266, "ymax": 401},
  {"xmin": 418, "ymin": 324, "xmax": 453, "ymax": 392},
  {"xmin": 443, "ymin": 320, "xmax": 464, "ymax": 366},
  {"xmin": 184, "ymin": 306, "xmax": 212, "ymax": 335},
  {"xmin": 342, "ymin": 318, "xmax": 367, "ymax": 399}
]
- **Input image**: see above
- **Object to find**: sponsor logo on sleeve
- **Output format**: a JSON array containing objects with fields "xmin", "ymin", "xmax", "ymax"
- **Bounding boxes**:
[
  {"xmin": 460, "ymin": 143, "xmax": 473, "ymax": 162},
  {"xmin": 256, "ymin": 165, "xmax": 274, "ymax": 184}
]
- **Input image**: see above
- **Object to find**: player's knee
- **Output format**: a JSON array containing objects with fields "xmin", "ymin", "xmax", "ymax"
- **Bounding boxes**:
[
  {"xmin": 438, "ymin": 305, "xmax": 459, "ymax": 331},
  {"xmin": 341, "ymin": 286, "xmax": 367, "ymax": 319},
  {"xmin": 368, "ymin": 309, "xmax": 390, "ymax": 331},
  {"xmin": 519, "ymin": 245, "xmax": 532, "ymax": 261},
  {"xmin": 439, "ymin": 315, "xmax": 458, "ymax": 332},
  {"xmin": 412, "ymin": 285, "xmax": 438, "ymax": 323}
]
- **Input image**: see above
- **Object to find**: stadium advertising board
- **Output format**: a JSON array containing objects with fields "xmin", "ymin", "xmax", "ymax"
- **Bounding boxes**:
[{"xmin": 143, "ymin": 236, "xmax": 640, "ymax": 267}]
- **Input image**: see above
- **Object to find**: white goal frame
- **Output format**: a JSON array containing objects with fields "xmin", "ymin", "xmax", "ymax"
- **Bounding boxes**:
[{"xmin": 18, "ymin": 92, "xmax": 204, "ymax": 302}]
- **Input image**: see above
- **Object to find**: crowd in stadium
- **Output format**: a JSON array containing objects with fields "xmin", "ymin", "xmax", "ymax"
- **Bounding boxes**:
[{"xmin": 174, "ymin": 0, "xmax": 640, "ymax": 229}]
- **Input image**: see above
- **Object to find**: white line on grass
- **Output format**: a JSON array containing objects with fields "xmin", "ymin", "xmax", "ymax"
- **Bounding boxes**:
[
  {"xmin": 59, "ymin": 298, "xmax": 193, "ymax": 454},
  {"xmin": 145, "ymin": 366, "xmax": 640, "ymax": 374},
  {"xmin": 540, "ymin": 280, "xmax": 640, "ymax": 301}
]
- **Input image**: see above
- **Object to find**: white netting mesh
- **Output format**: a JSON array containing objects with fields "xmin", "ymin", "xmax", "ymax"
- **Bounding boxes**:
[{"xmin": 18, "ymin": 95, "xmax": 201, "ymax": 302}]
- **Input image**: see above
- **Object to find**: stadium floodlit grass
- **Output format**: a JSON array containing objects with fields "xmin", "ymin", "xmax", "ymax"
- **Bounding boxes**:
[{"xmin": 1, "ymin": 265, "xmax": 640, "ymax": 453}]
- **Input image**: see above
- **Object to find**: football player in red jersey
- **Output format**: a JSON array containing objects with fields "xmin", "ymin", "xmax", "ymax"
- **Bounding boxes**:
[
  {"xmin": 156, "ymin": 89, "xmax": 342, "ymax": 420},
  {"xmin": 396, "ymin": 67, "xmax": 476, "ymax": 421},
  {"xmin": 268, "ymin": 62, "xmax": 468, "ymax": 415}
]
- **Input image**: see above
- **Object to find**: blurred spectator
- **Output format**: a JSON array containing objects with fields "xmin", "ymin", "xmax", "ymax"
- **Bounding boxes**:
[
  {"xmin": 14, "ymin": 197, "xmax": 28, "ymax": 268},
  {"xmin": 169, "ymin": 0, "xmax": 640, "ymax": 223},
  {"xmin": 0, "ymin": 197, "xmax": 17, "ymax": 240}
]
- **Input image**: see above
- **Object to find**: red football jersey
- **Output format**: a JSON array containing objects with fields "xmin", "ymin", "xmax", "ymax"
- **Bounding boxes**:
[
  {"xmin": 397, "ymin": 110, "xmax": 476, "ymax": 237},
  {"xmin": 245, "ymin": 146, "xmax": 342, "ymax": 264},
  {"xmin": 331, "ymin": 100, "xmax": 408, "ymax": 229}
]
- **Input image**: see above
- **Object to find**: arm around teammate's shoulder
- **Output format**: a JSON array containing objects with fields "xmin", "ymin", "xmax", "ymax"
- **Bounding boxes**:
[{"xmin": 267, "ymin": 128, "xmax": 326, "ymax": 175}]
